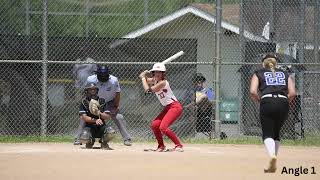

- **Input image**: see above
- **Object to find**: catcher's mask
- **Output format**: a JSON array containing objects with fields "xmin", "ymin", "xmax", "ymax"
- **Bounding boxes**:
[
  {"xmin": 84, "ymin": 82, "xmax": 99, "ymax": 100},
  {"xmin": 96, "ymin": 65, "xmax": 109, "ymax": 82}
]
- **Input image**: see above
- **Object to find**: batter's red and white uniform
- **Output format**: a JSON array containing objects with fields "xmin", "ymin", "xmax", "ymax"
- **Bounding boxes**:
[{"xmin": 151, "ymin": 80, "xmax": 183, "ymax": 148}]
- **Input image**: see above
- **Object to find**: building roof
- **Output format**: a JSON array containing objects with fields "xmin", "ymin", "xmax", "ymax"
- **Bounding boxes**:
[
  {"xmin": 191, "ymin": 3, "xmax": 240, "ymax": 27},
  {"xmin": 112, "ymin": 3, "xmax": 318, "ymax": 51},
  {"xmin": 110, "ymin": 4, "xmax": 265, "ymax": 48}
]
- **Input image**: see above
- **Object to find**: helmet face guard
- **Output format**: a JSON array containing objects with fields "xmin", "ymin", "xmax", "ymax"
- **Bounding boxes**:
[
  {"xmin": 151, "ymin": 71, "xmax": 166, "ymax": 80},
  {"xmin": 96, "ymin": 65, "xmax": 109, "ymax": 82},
  {"xmin": 84, "ymin": 83, "xmax": 99, "ymax": 100},
  {"xmin": 97, "ymin": 72, "xmax": 109, "ymax": 82}
]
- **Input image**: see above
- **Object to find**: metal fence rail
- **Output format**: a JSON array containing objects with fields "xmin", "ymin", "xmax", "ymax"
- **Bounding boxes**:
[{"xmin": 0, "ymin": 0, "xmax": 319, "ymax": 141}]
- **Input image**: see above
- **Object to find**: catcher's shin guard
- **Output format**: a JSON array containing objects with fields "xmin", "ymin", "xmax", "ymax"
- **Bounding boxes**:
[
  {"xmin": 80, "ymin": 128, "xmax": 93, "ymax": 144},
  {"xmin": 85, "ymin": 139, "xmax": 95, "ymax": 149},
  {"xmin": 102, "ymin": 126, "xmax": 116, "ymax": 143}
]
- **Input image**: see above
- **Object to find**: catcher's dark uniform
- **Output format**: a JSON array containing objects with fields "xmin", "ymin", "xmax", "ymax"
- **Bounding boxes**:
[
  {"xmin": 254, "ymin": 68, "xmax": 290, "ymax": 141},
  {"xmin": 79, "ymin": 98, "xmax": 111, "ymax": 140}
]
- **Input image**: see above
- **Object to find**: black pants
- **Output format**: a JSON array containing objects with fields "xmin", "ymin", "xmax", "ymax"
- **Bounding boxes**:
[
  {"xmin": 260, "ymin": 97, "xmax": 289, "ymax": 141},
  {"xmin": 85, "ymin": 124, "xmax": 107, "ymax": 139},
  {"xmin": 196, "ymin": 105, "xmax": 213, "ymax": 132}
]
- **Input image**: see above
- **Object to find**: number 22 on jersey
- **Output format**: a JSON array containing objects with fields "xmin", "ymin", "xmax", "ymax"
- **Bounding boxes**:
[{"xmin": 264, "ymin": 72, "xmax": 286, "ymax": 86}]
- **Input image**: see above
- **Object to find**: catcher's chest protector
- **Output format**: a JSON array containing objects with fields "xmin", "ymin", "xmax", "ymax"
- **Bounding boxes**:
[{"xmin": 82, "ymin": 98, "xmax": 106, "ymax": 115}]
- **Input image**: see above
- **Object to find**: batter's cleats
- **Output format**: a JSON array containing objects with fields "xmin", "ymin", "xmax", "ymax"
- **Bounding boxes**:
[
  {"xmin": 143, "ymin": 146, "xmax": 166, "ymax": 152},
  {"xmin": 155, "ymin": 146, "xmax": 166, "ymax": 152},
  {"xmin": 166, "ymin": 145, "xmax": 184, "ymax": 152},
  {"xmin": 264, "ymin": 155, "xmax": 277, "ymax": 173}
]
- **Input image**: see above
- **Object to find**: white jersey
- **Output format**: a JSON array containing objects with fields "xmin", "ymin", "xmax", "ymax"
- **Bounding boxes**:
[
  {"xmin": 155, "ymin": 80, "xmax": 177, "ymax": 106},
  {"xmin": 87, "ymin": 74, "xmax": 121, "ymax": 102}
]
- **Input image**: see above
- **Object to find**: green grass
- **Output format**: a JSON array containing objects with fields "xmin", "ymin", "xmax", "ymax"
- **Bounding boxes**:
[
  {"xmin": 0, "ymin": 135, "xmax": 74, "ymax": 143},
  {"xmin": 1, "ymin": 135, "xmax": 320, "ymax": 147}
]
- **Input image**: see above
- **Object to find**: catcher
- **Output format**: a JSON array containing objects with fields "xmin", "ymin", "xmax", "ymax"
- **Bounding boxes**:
[{"xmin": 79, "ymin": 82, "xmax": 116, "ymax": 150}]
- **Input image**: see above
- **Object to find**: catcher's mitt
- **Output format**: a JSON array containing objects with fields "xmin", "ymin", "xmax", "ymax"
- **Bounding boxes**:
[{"xmin": 89, "ymin": 99, "xmax": 100, "ymax": 116}]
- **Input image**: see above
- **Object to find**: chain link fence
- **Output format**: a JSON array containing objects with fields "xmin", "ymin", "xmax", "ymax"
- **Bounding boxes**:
[{"xmin": 0, "ymin": 0, "xmax": 319, "ymax": 141}]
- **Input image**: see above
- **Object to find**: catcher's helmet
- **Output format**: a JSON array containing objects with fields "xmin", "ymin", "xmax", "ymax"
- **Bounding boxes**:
[
  {"xmin": 84, "ymin": 82, "xmax": 99, "ymax": 90},
  {"xmin": 96, "ymin": 65, "xmax": 109, "ymax": 82},
  {"xmin": 194, "ymin": 73, "xmax": 206, "ymax": 83},
  {"xmin": 84, "ymin": 82, "xmax": 99, "ymax": 99},
  {"xmin": 150, "ymin": 63, "xmax": 166, "ymax": 72}
]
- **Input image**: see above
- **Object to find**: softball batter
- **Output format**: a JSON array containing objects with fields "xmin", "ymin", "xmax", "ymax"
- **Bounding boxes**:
[
  {"xmin": 250, "ymin": 54, "xmax": 296, "ymax": 173},
  {"xmin": 139, "ymin": 63, "xmax": 184, "ymax": 152}
]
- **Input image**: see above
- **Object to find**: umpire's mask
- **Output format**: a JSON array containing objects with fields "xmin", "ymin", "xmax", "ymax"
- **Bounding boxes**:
[{"xmin": 96, "ymin": 65, "xmax": 110, "ymax": 82}]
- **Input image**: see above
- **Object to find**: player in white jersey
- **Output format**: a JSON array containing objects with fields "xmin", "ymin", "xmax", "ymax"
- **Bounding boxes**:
[
  {"xmin": 139, "ymin": 63, "xmax": 183, "ymax": 152},
  {"xmin": 75, "ymin": 65, "xmax": 132, "ymax": 146}
]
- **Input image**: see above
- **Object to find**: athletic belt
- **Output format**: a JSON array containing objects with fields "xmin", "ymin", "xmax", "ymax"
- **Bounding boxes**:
[{"xmin": 261, "ymin": 94, "xmax": 287, "ymax": 99}]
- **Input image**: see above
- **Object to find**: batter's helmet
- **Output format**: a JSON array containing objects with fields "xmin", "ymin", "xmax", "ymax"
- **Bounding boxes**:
[{"xmin": 150, "ymin": 63, "xmax": 166, "ymax": 72}]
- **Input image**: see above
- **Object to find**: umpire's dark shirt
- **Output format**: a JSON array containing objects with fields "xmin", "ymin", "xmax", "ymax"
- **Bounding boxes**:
[{"xmin": 254, "ymin": 68, "xmax": 289, "ymax": 96}]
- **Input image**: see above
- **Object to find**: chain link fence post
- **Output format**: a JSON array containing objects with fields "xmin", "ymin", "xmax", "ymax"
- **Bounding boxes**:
[
  {"xmin": 41, "ymin": 0, "xmax": 48, "ymax": 136},
  {"xmin": 213, "ymin": 0, "xmax": 222, "ymax": 140}
]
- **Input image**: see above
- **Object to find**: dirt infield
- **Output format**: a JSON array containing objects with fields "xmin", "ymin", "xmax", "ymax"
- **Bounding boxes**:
[{"xmin": 0, "ymin": 143, "xmax": 319, "ymax": 180}]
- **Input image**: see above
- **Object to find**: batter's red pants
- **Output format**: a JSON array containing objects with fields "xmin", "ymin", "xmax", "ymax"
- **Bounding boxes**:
[{"xmin": 151, "ymin": 101, "xmax": 183, "ymax": 148}]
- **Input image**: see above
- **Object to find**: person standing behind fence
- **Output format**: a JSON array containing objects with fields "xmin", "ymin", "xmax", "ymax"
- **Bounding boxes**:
[
  {"xmin": 250, "ymin": 54, "xmax": 296, "ymax": 173},
  {"xmin": 73, "ymin": 57, "xmax": 96, "ymax": 145},
  {"xmin": 184, "ymin": 73, "xmax": 215, "ymax": 134},
  {"xmin": 73, "ymin": 57, "xmax": 96, "ymax": 92},
  {"xmin": 139, "ymin": 63, "xmax": 184, "ymax": 152},
  {"xmin": 85, "ymin": 65, "xmax": 132, "ymax": 146}
]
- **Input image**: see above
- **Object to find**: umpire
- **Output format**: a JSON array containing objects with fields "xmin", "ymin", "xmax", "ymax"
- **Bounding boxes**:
[{"xmin": 249, "ymin": 54, "xmax": 296, "ymax": 173}]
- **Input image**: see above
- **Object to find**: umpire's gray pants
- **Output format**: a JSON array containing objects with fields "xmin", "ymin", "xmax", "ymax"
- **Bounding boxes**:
[
  {"xmin": 111, "ymin": 113, "xmax": 131, "ymax": 140},
  {"xmin": 75, "ymin": 113, "xmax": 131, "ymax": 141}
]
